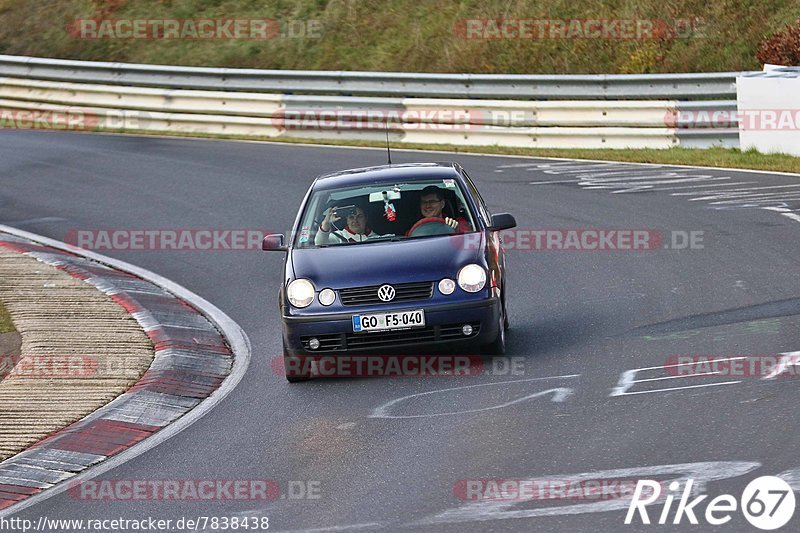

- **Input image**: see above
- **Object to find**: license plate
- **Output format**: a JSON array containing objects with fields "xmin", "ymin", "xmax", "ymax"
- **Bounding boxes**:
[{"xmin": 352, "ymin": 309, "xmax": 425, "ymax": 333}]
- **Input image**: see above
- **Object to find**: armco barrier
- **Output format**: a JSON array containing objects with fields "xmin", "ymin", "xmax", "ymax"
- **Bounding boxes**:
[
  {"xmin": 0, "ymin": 55, "xmax": 752, "ymax": 100},
  {"xmin": 0, "ymin": 55, "xmax": 744, "ymax": 149},
  {"xmin": 0, "ymin": 78, "xmax": 681, "ymax": 126}
]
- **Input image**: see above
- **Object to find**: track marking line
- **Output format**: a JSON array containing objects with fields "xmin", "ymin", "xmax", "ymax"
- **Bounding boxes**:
[{"xmin": 370, "ymin": 375, "xmax": 578, "ymax": 419}]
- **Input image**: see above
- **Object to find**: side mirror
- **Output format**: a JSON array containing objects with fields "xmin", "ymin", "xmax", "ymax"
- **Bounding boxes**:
[
  {"xmin": 489, "ymin": 213, "xmax": 516, "ymax": 231},
  {"xmin": 262, "ymin": 234, "xmax": 287, "ymax": 252}
]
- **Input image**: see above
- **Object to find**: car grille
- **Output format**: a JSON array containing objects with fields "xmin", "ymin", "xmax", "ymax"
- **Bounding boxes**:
[
  {"xmin": 339, "ymin": 281, "xmax": 434, "ymax": 306},
  {"xmin": 300, "ymin": 321, "xmax": 481, "ymax": 352}
]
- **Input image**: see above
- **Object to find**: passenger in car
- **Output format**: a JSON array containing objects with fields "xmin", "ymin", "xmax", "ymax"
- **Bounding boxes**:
[
  {"xmin": 315, "ymin": 205, "xmax": 380, "ymax": 244},
  {"xmin": 415, "ymin": 186, "xmax": 470, "ymax": 234}
]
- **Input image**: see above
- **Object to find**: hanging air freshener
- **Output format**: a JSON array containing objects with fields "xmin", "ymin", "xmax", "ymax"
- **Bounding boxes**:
[{"xmin": 384, "ymin": 201, "xmax": 396, "ymax": 222}]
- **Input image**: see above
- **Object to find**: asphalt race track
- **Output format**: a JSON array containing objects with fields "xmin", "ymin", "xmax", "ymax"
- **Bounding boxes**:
[{"xmin": 2, "ymin": 129, "xmax": 800, "ymax": 531}]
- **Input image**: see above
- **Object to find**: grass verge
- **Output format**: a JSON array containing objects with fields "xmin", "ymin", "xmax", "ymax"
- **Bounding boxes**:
[
  {"xmin": 0, "ymin": 0, "xmax": 797, "ymax": 74},
  {"xmin": 0, "ymin": 300, "xmax": 15, "ymax": 333}
]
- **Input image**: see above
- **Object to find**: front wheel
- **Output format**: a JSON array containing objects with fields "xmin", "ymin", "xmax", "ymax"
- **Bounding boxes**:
[
  {"xmin": 502, "ymin": 292, "xmax": 510, "ymax": 331},
  {"xmin": 481, "ymin": 307, "xmax": 506, "ymax": 356},
  {"xmin": 284, "ymin": 340, "xmax": 310, "ymax": 382}
]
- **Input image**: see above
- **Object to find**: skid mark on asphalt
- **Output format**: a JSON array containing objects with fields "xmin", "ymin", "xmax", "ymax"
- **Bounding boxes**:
[
  {"xmin": 369, "ymin": 375, "xmax": 578, "ymax": 419},
  {"xmin": 496, "ymin": 161, "xmax": 800, "ymax": 223},
  {"xmin": 631, "ymin": 299, "xmax": 800, "ymax": 337},
  {"xmin": 638, "ymin": 317, "xmax": 787, "ymax": 343}
]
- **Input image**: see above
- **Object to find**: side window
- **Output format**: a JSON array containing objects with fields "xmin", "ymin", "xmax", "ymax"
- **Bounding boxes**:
[{"xmin": 462, "ymin": 171, "xmax": 492, "ymax": 225}]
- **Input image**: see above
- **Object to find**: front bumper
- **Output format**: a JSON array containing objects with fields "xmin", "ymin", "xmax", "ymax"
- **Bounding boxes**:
[{"xmin": 282, "ymin": 297, "xmax": 501, "ymax": 355}]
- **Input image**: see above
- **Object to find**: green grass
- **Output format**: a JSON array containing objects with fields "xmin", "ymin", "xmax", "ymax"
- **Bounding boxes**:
[
  {"xmin": 0, "ymin": 300, "xmax": 15, "ymax": 333},
  {"xmin": 97, "ymin": 128, "xmax": 800, "ymax": 174},
  {"xmin": 0, "ymin": 0, "xmax": 796, "ymax": 73}
]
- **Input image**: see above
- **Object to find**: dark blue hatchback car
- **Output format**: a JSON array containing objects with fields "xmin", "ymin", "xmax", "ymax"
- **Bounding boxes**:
[{"xmin": 262, "ymin": 162, "xmax": 516, "ymax": 381}]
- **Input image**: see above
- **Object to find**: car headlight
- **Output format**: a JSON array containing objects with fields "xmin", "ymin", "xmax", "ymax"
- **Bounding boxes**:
[
  {"xmin": 287, "ymin": 279, "xmax": 315, "ymax": 308},
  {"xmin": 457, "ymin": 264, "xmax": 487, "ymax": 293}
]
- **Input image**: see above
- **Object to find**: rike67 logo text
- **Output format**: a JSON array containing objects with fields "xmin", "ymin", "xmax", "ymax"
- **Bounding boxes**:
[{"xmin": 626, "ymin": 476, "xmax": 795, "ymax": 530}]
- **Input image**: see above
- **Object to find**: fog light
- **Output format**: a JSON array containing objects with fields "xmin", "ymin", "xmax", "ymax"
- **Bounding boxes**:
[
  {"xmin": 439, "ymin": 278, "xmax": 456, "ymax": 295},
  {"xmin": 462, "ymin": 324, "xmax": 473, "ymax": 336},
  {"xmin": 319, "ymin": 288, "xmax": 335, "ymax": 306},
  {"xmin": 308, "ymin": 337, "xmax": 320, "ymax": 350}
]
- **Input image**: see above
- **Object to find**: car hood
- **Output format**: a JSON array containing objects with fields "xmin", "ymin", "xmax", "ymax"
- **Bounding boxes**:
[{"xmin": 290, "ymin": 233, "xmax": 485, "ymax": 288}]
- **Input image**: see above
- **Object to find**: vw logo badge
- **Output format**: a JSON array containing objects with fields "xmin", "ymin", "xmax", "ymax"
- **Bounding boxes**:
[{"xmin": 377, "ymin": 284, "xmax": 396, "ymax": 302}]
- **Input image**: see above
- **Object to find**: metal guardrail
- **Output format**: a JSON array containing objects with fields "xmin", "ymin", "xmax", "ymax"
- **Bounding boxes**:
[
  {"xmin": 0, "ymin": 55, "xmax": 743, "ymax": 149},
  {"xmin": 0, "ymin": 78, "xmax": 692, "ymax": 127},
  {"xmin": 0, "ymin": 54, "xmax": 754, "ymax": 100}
]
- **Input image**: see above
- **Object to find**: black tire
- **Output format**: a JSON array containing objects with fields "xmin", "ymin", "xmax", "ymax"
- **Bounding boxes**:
[
  {"xmin": 481, "ymin": 307, "xmax": 506, "ymax": 356},
  {"xmin": 502, "ymin": 293, "xmax": 510, "ymax": 331},
  {"xmin": 284, "ymin": 340, "xmax": 311, "ymax": 382}
]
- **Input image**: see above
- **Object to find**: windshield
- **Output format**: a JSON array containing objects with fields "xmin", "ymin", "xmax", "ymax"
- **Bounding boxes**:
[{"xmin": 294, "ymin": 178, "xmax": 477, "ymax": 247}]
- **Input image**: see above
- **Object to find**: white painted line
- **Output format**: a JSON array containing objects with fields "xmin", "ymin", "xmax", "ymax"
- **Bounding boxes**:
[
  {"xmin": 631, "ymin": 371, "xmax": 722, "ymax": 382},
  {"xmin": 528, "ymin": 180, "xmax": 578, "ymax": 185},
  {"xmin": 575, "ymin": 169, "xmax": 696, "ymax": 179},
  {"xmin": 762, "ymin": 351, "xmax": 800, "ymax": 379},
  {"xmin": 605, "ymin": 177, "xmax": 727, "ymax": 192},
  {"xmin": 775, "ymin": 467, "xmax": 800, "ymax": 492},
  {"xmin": 686, "ymin": 184, "xmax": 800, "ymax": 201},
  {"xmin": 613, "ymin": 381, "xmax": 741, "ymax": 396},
  {"xmin": 610, "ymin": 357, "xmax": 747, "ymax": 397},
  {"xmin": 370, "ymin": 375, "xmax": 578, "ymax": 419},
  {"xmin": 667, "ymin": 181, "xmax": 756, "ymax": 193},
  {"xmin": 0, "ymin": 224, "xmax": 251, "ymax": 518},
  {"xmin": 627, "ymin": 356, "xmax": 747, "ymax": 373},
  {"xmin": 543, "ymin": 165, "xmax": 648, "ymax": 173},
  {"xmin": 709, "ymin": 194, "xmax": 800, "ymax": 205}
]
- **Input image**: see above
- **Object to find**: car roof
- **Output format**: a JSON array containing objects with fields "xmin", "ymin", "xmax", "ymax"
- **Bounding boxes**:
[{"xmin": 313, "ymin": 162, "xmax": 463, "ymax": 189}]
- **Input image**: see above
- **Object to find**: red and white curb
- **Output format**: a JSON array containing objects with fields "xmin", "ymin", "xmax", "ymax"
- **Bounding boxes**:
[{"xmin": 0, "ymin": 226, "xmax": 250, "ymax": 516}]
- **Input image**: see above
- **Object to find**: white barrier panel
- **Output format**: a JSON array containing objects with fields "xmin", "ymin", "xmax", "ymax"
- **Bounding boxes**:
[
  {"xmin": 403, "ymin": 99, "xmax": 675, "ymax": 127},
  {"xmin": 0, "ymin": 77, "xmax": 676, "ymax": 128},
  {"xmin": 737, "ymin": 76, "xmax": 800, "ymax": 156},
  {"xmin": 0, "ymin": 98, "xmax": 678, "ymax": 149},
  {"xmin": 0, "ymin": 77, "xmax": 284, "ymax": 117}
]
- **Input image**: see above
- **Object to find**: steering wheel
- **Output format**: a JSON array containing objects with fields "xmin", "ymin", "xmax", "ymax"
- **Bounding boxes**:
[{"xmin": 407, "ymin": 217, "xmax": 456, "ymax": 237}]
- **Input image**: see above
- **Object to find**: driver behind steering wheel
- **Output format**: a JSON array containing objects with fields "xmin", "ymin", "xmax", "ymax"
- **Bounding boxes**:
[{"xmin": 413, "ymin": 185, "xmax": 470, "ymax": 235}]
